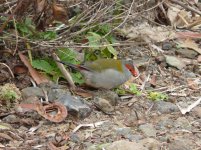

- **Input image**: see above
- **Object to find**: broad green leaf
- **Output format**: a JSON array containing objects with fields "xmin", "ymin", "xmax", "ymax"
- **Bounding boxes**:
[
  {"xmin": 40, "ymin": 31, "xmax": 57, "ymax": 40},
  {"xmin": 101, "ymin": 48, "xmax": 112, "ymax": 58},
  {"xmin": 32, "ymin": 60, "xmax": 54, "ymax": 74},
  {"xmin": 148, "ymin": 92, "xmax": 168, "ymax": 101},
  {"xmin": 106, "ymin": 45, "xmax": 117, "ymax": 57},
  {"xmin": 129, "ymin": 84, "xmax": 141, "ymax": 95},
  {"xmin": 57, "ymin": 48, "xmax": 79, "ymax": 64},
  {"xmin": 71, "ymin": 72, "xmax": 84, "ymax": 84},
  {"xmin": 87, "ymin": 32, "xmax": 102, "ymax": 48},
  {"xmin": 88, "ymin": 32, "xmax": 102, "ymax": 40}
]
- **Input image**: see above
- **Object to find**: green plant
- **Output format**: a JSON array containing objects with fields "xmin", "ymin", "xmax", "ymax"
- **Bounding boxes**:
[
  {"xmin": 116, "ymin": 83, "xmax": 141, "ymax": 95},
  {"xmin": 148, "ymin": 92, "xmax": 168, "ymax": 101},
  {"xmin": 129, "ymin": 84, "xmax": 141, "ymax": 95},
  {"xmin": 16, "ymin": 17, "xmax": 57, "ymax": 40},
  {"xmin": 84, "ymin": 31, "xmax": 117, "ymax": 61},
  {"xmin": 0, "ymin": 84, "xmax": 21, "ymax": 101},
  {"xmin": 32, "ymin": 48, "xmax": 84, "ymax": 84},
  {"xmin": 74, "ymin": 24, "xmax": 117, "ymax": 61}
]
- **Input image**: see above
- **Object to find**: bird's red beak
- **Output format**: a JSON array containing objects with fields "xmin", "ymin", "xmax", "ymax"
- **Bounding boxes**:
[{"xmin": 125, "ymin": 64, "xmax": 139, "ymax": 77}]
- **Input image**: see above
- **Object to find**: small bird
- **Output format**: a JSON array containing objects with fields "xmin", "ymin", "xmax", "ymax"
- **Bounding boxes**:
[{"xmin": 57, "ymin": 58, "xmax": 138, "ymax": 89}]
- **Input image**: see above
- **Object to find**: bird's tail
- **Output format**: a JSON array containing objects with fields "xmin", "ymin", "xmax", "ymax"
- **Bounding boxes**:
[{"xmin": 55, "ymin": 60, "xmax": 91, "ymax": 71}]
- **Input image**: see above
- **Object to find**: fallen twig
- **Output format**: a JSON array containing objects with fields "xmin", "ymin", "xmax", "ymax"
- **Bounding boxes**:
[
  {"xmin": 0, "ymin": 62, "xmax": 14, "ymax": 78},
  {"xmin": 52, "ymin": 53, "xmax": 76, "ymax": 89},
  {"xmin": 170, "ymin": 0, "xmax": 201, "ymax": 16},
  {"xmin": 176, "ymin": 97, "xmax": 201, "ymax": 115},
  {"xmin": 73, "ymin": 120, "xmax": 109, "ymax": 133}
]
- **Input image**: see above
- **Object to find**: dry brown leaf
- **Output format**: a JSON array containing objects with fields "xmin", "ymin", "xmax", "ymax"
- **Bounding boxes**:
[
  {"xmin": 177, "ymin": 39, "xmax": 201, "ymax": 54},
  {"xmin": 18, "ymin": 52, "xmax": 49, "ymax": 84},
  {"xmin": 0, "ymin": 133, "xmax": 13, "ymax": 141},
  {"xmin": 36, "ymin": 0, "xmax": 46, "ymax": 13},
  {"xmin": 121, "ymin": 23, "xmax": 176, "ymax": 42},
  {"xmin": 150, "ymin": 74, "xmax": 157, "ymax": 87},
  {"xmin": 197, "ymin": 55, "xmax": 201, "ymax": 63},
  {"xmin": 52, "ymin": 3, "xmax": 68, "ymax": 24},
  {"xmin": 13, "ymin": 64, "xmax": 28, "ymax": 75},
  {"xmin": 35, "ymin": 102, "xmax": 68, "ymax": 123},
  {"xmin": 167, "ymin": 5, "xmax": 182, "ymax": 26},
  {"xmin": 176, "ymin": 32, "xmax": 201, "ymax": 39},
  {"xmin": 187, "ymin": 79, "xmax": 199, "ymax": 90},
  {"xmin": 18, "ymin": 102, "xmax": 68, "ymax": 123},
  {"xmin": 73, "ymin": 89, "xmax": 93, "ymax": 98}
]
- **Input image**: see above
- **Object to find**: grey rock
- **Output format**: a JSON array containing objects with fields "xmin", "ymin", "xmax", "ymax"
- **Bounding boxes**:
[
  {"xmin": 58, "ymin": 94, "xmax": 92, "ymax": 119},
  {"xmin": 70, "ymin": 133, "xmax": 80, "ymax": 143},
  {"xmin": 192, "ymin": 107, "xmax": 201, "ymax": 118},
  {"xmin": 93, "ymin": 97, "xmax": 114, "ymax": 114},
  {"xmin": 174, "ymin": 117, "xmax": 191, "ymax": 130},
  {"xmin": 127, "ymin": 134, "xmax": 144, "ymax": 142},
  {"xmin": 21, "ymin": 87, "xmax": 44, "ymax": 99},
  {"xmin": 139, "ymin": 123, "xmax": 157, "ymax": 137},
  {"xmin": 169, "ymin": 138, "xmax": 191, "ymax": 150},
  {"xmin": 93, "ymin": 90, "xmax": 120, "ymax": 106},
  {"xmin": 155, "ymin": 101, "xmax": 179, "ymax": 114},
  {"xmin": 48, "ymin": 88, "xmax": 71, "ymax": 102},
  {"xmin": 39, "ymin": 82, "xmax": 70, "ymax": 102},
  {"xmin": 165, "ymin": 55, "xmax": 186, "ymax": 70},
  {"xmin": 140, "ymin": 138, "xmax": 161, "ymax": 150},
  {"xmin": 185, "ymin": 72, "xmax": 196, "ymax": 78},
  {"xmin": 2, "ymin": 114, "xmax": 19, "ymax": 123},
  {"xmin": 105, "ymin": 140, "xmax": 148, "ymax": 150},
  {"xmin": 156, "ymin": 118, "xmax": 174, "ymax": 130},
  {"xmin": 116, "ymin": 127, "xmax": 132, "ymax": 136},
  {"xmin": 162, "ymin": 42, "xmax": 173, "ymax": 50},
  {"xmin": 87, "ymin": 143, "xmax": 110, "ymax": 150},
  {"xmin": 176, "ymin": 48, "xmax": 198, "ymax": 59},
  {"xmin": 115, "ymin": 127, "xmax": 140, "ymax": 141}
]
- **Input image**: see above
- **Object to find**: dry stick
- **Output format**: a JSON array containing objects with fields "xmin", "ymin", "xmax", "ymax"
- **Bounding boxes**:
[
  {"xmin": 59, "ymin": 1, "xmax": 101, "ymax": 37},
  {"xmin": 170, "ymin": 0, "xmax": 201, "ymax": 16},
  {"xmin": 0, "ymin": 62, "xmax": 14, "ymax": 78},
  {"xmin": 52, "ymin": 53, "xmax": 76, "ymax": 89},
  {"xmin": 103, "ymin": 0, "xmax": 135, "ymax": 38},
  {"xmin": 87, "ymin": 0, "xmax": 104, "ymax": 24},
  {"xmin": 0, "ymin": 0, "xmax": 23, "ymax": 33},
  {"xmin": 5, "ymin": 0, "xmax": 18, "ymax": 55}
]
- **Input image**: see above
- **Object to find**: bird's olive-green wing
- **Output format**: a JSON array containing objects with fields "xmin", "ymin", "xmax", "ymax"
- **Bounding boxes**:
[{"xmin": 84, "ymin": 59, "xmax": 123, "ymax": 72}]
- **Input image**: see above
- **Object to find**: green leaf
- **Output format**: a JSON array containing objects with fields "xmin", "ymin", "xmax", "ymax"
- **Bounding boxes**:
[
  {"xmin": 40, "ymin": 31, "xmax": 57, "ymax": 40},
  {"xmin": 88, "ymin": 32, "xmax": 102, "ymax": 40},
  {"xmin": 56, "ymin": 48, "xmax": 84, "ymax": 84},
  {"xmin": 52, "ymin": 72, "xmax": 62, "ymax": 82},
  {"xmin": 24, "ymin": 18, "xmax": 33, "ymax": 26},
  {"xmin": 106, "ymin": 45, "xmax": 117, "ymax": 57},
  {"xmin": 17, "ymin": 23, "xmax": 32, "ymax": 35},
  {"xmin": 16, "ymin": 17, "xmax": 34, "ymax": 36},
  {"xmin": 57, "ymin": 48, "xmax": 80, "ymax": 64},
  {"xmin": 32, "ymin": 60, "xmax": 55, "ymax": 74},
  {"xmin": 101, "ymin": 48, "xmax": 112, "ymax": 58},
  {"xmin": 71, "ymin": 72, "xmax": 84, "ymax": 84},
  {"xmin": 148, "ymin": 92, "xmax": 168, "ymax": 101},
  {"xmin": 129, "ymin": 84, "xmax": 141, "ymax": 95},
  {"xmin": 115, "ymin": 88, "xmax": 126, "ymax": 95},
  {"xmin": 115, "ymin": 83, "xmax": 141, "ymax": 95},
  {"xmin": 87, "ymin": 32, "xmax": 102, "ymax": 48}
]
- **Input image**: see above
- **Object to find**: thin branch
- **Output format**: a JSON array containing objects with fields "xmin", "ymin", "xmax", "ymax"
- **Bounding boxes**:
[
  {"xmin": 52, "ymin": 53, "xmax": 76, "ymax": 89},
  {"xmin": 170, "ymin": 0, "xmax": 201, "ymax": 16},
  {"xmin": 5, "ymin": 0, "xmax": 18, "ymax": 55},
  {"xmin": 0, "ymin": 62, "xmax": 15, "ymax": 78}
]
